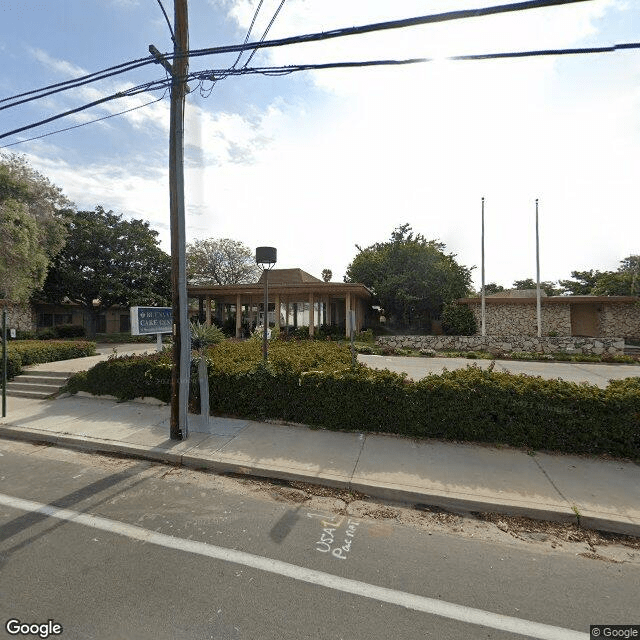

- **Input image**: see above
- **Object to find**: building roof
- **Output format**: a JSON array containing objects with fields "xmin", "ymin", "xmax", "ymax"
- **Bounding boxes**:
[
  {"xmin": 257, "ymin": 268, "xmax": 322, "ymax": 285},
  {"xmin": 487, "ymin": 288, "xmax": 547, "ymax": 298},
  {"xmin": 460, "ymin": 295, "xmax": 639, "ymax": 305}
]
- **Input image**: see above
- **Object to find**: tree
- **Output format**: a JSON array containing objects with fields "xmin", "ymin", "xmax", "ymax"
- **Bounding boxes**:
[
  {"xmin": 0, "ymin": 153, "xmax": 69, "ymax": 302},
  {"xmin": 186, "ymin": 238, "xmax": 260, "ymax": 285},
  {"xmin": 321, "ymin": 269, "xmax": 332, "ymax": 282},
  {"xmin": 512, "ymin": 278, "xmax": 561, "ymax": 296},
  {"xmin": 441, "ymin": 302, "xmax": 477, "ymax": 335},
  {"xmin": 558, "ymin": 256, "xmax": 639, "ymax": 296},
  {"xmin": 344, "ymin": 224, "xmax": 472, "ymax": 329},
  {"xmin": 558, "ymin": 270, "xmax": 604, "ymax": 296},
  {"xmin": 40, "ymin": 207, "xmax": 171, "ymax": 337},
  {"xmin": 483, "ymin": 282, "xmax": 505, "ymax": 295}
]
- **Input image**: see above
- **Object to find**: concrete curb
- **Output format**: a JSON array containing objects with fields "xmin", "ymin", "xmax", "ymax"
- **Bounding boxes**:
[{"xmin": 2, "ymin": 424, "xmax": 639, "ymax": 538}]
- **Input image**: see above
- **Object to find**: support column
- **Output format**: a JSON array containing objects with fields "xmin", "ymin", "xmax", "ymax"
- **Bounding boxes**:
[
  {"xmin": 236, "ymin": 294, "xmax": 242, "ymax": 338},
  {"xmin": 205, "ymin": 295, "xmax": 211, "ymax": 326},
  {"xmin": 309, "ymin": 293, "xmax": 315, "ymax": 336},
  {"xmin": 275, "ymin": 294, "xmax": 280, "ymax": 331},
  {"xmin": 345, "ymin": 293, "xmax": 352, "ymax": 338}
]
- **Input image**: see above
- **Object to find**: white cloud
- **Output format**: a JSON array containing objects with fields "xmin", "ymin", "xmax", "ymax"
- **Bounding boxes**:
[{"xmin": 17, "ymin": 0, "xmax": 639, "ymax": 288}]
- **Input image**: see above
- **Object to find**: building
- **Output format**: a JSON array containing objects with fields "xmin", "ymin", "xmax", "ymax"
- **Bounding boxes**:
[
  {"xmin": 188, "ymin": 268, "xmax": 373, "ymax": 338},
  {"xmin": 458, "ymin": 290, "xmax": 640, "ymax": 338}
]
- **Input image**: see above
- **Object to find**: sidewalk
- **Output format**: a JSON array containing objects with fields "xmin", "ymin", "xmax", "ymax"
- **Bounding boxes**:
[{"xmin": 1, "ymin": 390, "xmax": 639, "ymax": 538}]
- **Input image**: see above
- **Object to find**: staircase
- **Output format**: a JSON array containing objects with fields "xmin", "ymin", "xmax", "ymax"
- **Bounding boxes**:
[
  {"xmin": 5, "ymin": 370, "xmax": 73, "ymax": 400},
  {"xmin": 623, "ymin": 344, "xmax": 640, "ymax": 357}
]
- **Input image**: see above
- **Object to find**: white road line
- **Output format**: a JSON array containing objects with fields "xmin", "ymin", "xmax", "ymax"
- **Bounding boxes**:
[{"xmin": 0, "ymin": 491, "xmax": 587, "ymax": 640}]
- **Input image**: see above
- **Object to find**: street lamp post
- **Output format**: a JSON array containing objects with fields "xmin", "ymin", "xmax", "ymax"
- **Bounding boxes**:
[{"xmin": 255, "ymin": 247, "xmax": 277, "ymax": 362}]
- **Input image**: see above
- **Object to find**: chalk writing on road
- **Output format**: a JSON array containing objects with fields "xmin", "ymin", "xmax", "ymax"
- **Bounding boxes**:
[{"xmin": 307, "ymin": 512, "xmax": 360, "ymax": 560}]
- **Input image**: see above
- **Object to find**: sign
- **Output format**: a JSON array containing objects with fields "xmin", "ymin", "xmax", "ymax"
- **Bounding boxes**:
[{"xmin": 130, "ymin": 307, "xmax": 172, "ymax": 335}]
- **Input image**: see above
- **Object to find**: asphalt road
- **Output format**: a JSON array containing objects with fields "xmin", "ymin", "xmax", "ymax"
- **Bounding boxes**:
[
  {"xmin": 0, "ymin": 441, "xmax": 637, "ymax": 640},
  {"xmin": 358, "ymin": 354, "xmax": 640, "ymax": 388}
]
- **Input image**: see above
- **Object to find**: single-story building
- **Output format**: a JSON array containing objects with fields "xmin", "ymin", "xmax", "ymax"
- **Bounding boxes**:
[
  {"xmin": 458, "ymin": 290, "xmax": 640, "ymax": 339},
  {"xmin": 188, "ymin": 268, "xmax": 373, "ymax": 338}
]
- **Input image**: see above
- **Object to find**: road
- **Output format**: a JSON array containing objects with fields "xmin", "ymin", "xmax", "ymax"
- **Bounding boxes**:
[
  {"xmin": 358, "ymin": 354, "xmax": 640, "ymax": 388},
  {"xmin": 1, "ymin": 441, "xmax": 638, "ymax": 639}
]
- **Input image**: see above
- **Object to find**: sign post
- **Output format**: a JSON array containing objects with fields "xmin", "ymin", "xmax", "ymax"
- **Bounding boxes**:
[{"xmin": 2, "ymin": 309, "xmax": 6, "ymax": 418}]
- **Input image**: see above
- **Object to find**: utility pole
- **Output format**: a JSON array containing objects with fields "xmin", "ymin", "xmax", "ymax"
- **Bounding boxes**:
[{"xmin": 150, "ymin": 0, "xmax": 190, "ymax": 440}]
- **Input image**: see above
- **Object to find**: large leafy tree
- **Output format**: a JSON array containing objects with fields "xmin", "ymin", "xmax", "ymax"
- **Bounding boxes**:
[
  {"xmin": 512, "ymin": 278, "xmax": 561, "ymax": 296},
  {"xmin": 186, "ymin": 238, "xmax": 260, "ymax": 285},
  {"xmin": 344, "ymin": 224, "xmax": 472, "ymax": 329},
  {"xmin": 558, "ymin": 256, "xmax": 639, "ymax": 296},
  {"xmin": 40, "ymin": 207, "xmax": 171, "ymax": 337},
  {"xmin": 0, "ymin": 153, "xmax": 69, "ymax": 302}
]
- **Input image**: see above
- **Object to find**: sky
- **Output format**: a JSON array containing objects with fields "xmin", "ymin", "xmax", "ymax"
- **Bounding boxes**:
[{"xmin": 1, "ymin": 0, "xmax": 638, "ymax": 291}]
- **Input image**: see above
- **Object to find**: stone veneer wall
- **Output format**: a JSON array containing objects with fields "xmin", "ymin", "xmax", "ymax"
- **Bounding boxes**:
[
  {"xmin": 3, "ymin": 302, "xmax": 35, "ymax": 331},
  {"xmin": 469, "ymin": 303, "xmax": 571, "ymax": 337},
  {"xmin": 377, "ymin": 335, "xmax": 625, "ymax": 356},
  {"xmin": 601, "ymin": 303, "xmax": 640, "ymax": 339}
]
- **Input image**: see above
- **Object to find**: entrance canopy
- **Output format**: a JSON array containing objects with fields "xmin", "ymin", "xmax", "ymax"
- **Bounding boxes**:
[{"xmin": 188, "ymin": 268, "xmax": 373, "ymax": 338}]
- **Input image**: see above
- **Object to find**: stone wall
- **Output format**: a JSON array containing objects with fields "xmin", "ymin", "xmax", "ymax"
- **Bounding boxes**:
[
  {"xmin": 377, "ymin": 335, "xmax": 625, "ymax": 356},
  {"xmin": 469, "ymin": 303, "xmax": 571, "ymax": 337},
  {"xmin": 601, "ymin": 303, "xmax": 640, "ymax": 339},
  {"xmin": 2, "ymin": 303, "xmax": 35, "ymax": 332}
]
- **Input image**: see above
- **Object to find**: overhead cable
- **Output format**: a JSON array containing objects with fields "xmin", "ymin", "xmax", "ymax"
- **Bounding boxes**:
[
  {"xmin": 3, "ymin": 39, "xmax": 638, "ymax": 145},
  {"xmin": 1, "ymin": 0, "xmax": 593, "ymax": 111}
]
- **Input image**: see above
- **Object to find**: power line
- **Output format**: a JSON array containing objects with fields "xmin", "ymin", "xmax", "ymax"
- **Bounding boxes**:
[
  {"xmin": 183, "ymin": 0, "xmax": 596, "ymax": 64},
  {"xmin": 230, "ymin": 0, "xmax": 265, "ymax": 69},
  {"xmin": 242, "ymin": 0, "xmax": 286, "ymax": 68},
  {"xmin": 0, "ymin": 92, "xmax": 168, "ymax": 150},
  {"xmin": 155, "ymin": 0, "xmax": 176, "ymax": 44},
  {"xmin": 1, "ymin": 0, "xmax": 593, "ymax": 111},
  {"xmin": 4, "ymin": 38, "xmax": 638, "ymax": 146}
]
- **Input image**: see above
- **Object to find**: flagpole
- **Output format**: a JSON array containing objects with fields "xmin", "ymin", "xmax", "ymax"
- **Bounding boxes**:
[
  {"xmin": 481, "ymin": 197, "xmax": 486, "ymax": 337},
  {"xmin": 535, "ymin": 198, "xmax": 541, "ymax": 338}
]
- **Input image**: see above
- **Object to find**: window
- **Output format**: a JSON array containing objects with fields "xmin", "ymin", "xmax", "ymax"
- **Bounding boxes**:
[
  {"xmin": 54, "ymin": 313, "xmax": 73, "ymax": 325},
  {"xmin": 120, "ymin": 314, "xmax": 131, "ymax": 333},
  {"xmin": 96, "ymin": 315, "xmax": 106, "ymax": 333},
  {"xmin": 38, "ymin": 313, "xmax": 53, "ymax": 328}
]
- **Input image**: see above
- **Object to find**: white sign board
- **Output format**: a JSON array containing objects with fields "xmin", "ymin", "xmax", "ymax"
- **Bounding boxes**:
[{"xmin": 130, "ymin": 307, "xmax": 173, "ymax": 335}]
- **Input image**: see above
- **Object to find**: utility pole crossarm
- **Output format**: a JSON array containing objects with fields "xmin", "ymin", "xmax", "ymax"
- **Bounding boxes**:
[{"xmin": 148, "ymin": 44, "xmax": 175, "ymax": 76}]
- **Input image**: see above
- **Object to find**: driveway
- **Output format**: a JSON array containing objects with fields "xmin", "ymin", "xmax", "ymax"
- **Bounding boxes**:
[{"xmin": 358, "ymin": 354, "xmax": 640, "ymax": 388}]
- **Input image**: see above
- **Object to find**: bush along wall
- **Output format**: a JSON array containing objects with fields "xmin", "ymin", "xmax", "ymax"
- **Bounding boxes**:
[
  {"xmin": 65, "ymin": 342, "xmax": 640, "ymax": 458},
  {"xmin": 7, "ymin": 340, "xmax": 97, "ymax": 379}
]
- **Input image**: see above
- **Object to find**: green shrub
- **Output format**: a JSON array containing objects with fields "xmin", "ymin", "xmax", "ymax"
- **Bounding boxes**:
[
  {"xmin": 36, "ymin": 328, "xmax": 57, "ymax": 340},
  {"xmin": 441, "ymin": 303, "xmax": 477, "ymax": 336},
  {"xmin": 94, "ymin": 332, "xmax": 156, "ymax": 344},
  {"xmin": 5, "ymin": 351, "xmax": 23, "ymax": 380},
  {"xmin": 66, "ymin": 341, "xmax": 640, "ymax": 458},
  {"xmin": 9, "ymin": 340, "xmax": 96, "ymax": 368},
  {"xmin": 54, "ymin": 324, "xmax": 86, "ymax": 338},
  {"xmin": 15, "ymin": 330, "xmax": 36, "ymax": 340}
]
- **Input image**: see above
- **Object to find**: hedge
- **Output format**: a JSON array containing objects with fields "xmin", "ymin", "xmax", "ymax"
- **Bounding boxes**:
[
  {"xmin": 64, "ymin": 341, "xmax": 640, "ymax": 458},
  {"xmin": 6, "ymin": 340, "xmax": 97, "ymax": 379}
]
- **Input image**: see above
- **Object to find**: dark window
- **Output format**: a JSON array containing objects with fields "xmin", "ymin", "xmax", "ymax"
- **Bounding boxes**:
[
  {"xmin": 54, "ymin": 313, "xmax": 73, "ymax": 325},
  {"xmin": 96, "ymin": 315, "xmax": 107, "ymax": 333},
  {"xmin": 120, "ymin": 314, "xmax": 131, "ymax": 333},
  {"xmin": 38, "ymin": 313, "xmax": 53, "ymax": 328}
]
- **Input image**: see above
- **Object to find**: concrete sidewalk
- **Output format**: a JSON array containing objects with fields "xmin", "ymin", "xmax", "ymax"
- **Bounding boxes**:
[{"xmin": 1, "ymin": 392, "xmax": 639, "ymax": 538}]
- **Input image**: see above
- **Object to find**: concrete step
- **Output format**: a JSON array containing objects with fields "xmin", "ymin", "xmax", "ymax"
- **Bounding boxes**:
[
  {"xmin": 15, "ymin": 375, "xmax": 69, "ymax": 386},
  {"xmin": 7, "ymin": 382, "xmax": 61, "ymax": 394},
  {"xmin": 4, "ymin": 388, "xmax": 53, "ymax": 400},
  {"xmin": 23, "ymin": 370, "xmax": 73, "ymax": 379}
]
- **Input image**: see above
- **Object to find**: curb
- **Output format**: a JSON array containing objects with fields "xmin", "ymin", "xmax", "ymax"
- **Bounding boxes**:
[{"xmin": 1, "ymin": 424, "xmax": 639, "ymax": 539}]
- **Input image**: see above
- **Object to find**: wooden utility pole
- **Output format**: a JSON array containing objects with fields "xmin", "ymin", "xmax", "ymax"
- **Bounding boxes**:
[{"xmin": 150, "ymin": 0, "xmax": 190, "ymax": 440}]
